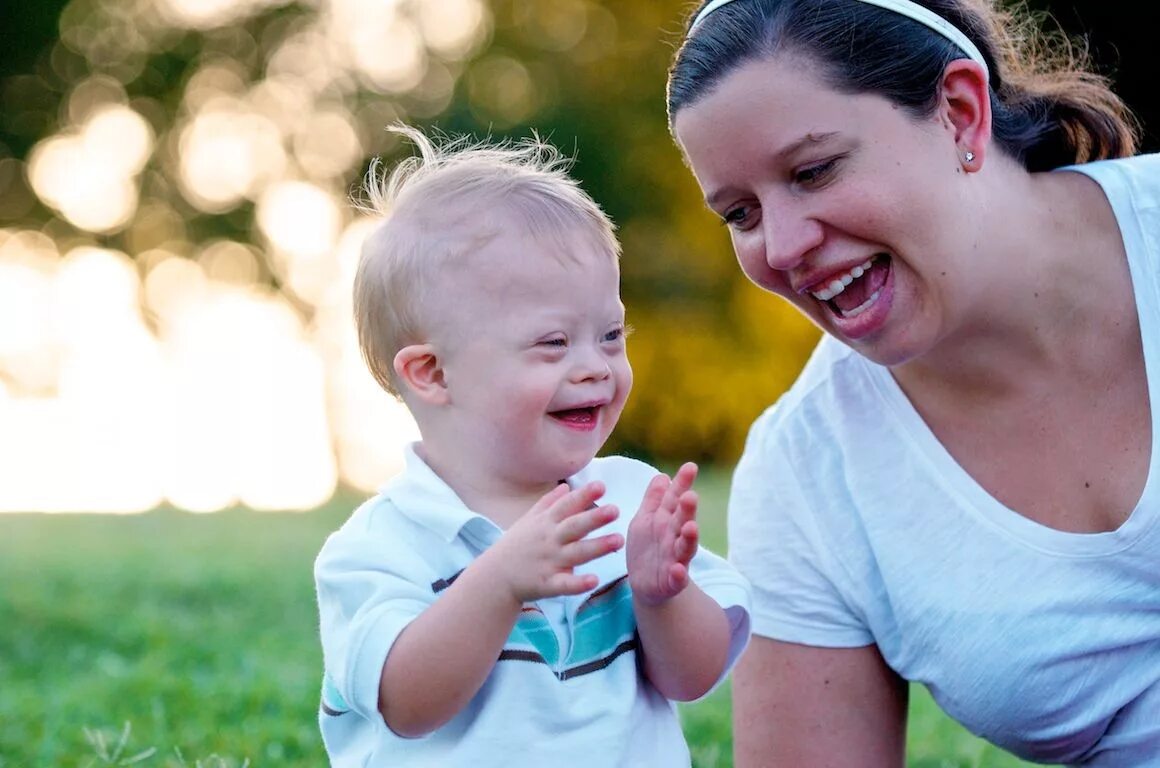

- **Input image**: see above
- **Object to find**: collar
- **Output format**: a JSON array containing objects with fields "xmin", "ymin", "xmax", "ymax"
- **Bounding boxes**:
[
  {"xmin": 381, "ymin": 443, "xmax": 491, "ymax": 543},
  {"xmin": 383, "ymin": 443, "xmax": 630, "ymax": 586}
]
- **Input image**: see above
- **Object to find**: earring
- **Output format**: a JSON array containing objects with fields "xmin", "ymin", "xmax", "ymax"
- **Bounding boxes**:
[{"xmin": 964, "ymin": 151, "xmax": 975, "ymax": 163}]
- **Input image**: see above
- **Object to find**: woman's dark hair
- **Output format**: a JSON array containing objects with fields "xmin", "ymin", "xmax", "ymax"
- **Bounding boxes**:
[{"xmin": 667, "ymin": 0, "xmax": 1139, "ymax": 170}]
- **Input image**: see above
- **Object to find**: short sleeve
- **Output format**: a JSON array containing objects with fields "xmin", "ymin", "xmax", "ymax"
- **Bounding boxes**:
[
  {"xmin": 688, "ymin": 542, "xmax": 752, "ymax": 692},
  {"xmin": 314, "ymin": 514, "xmax": 436, "ymax": 725},
  {"xmin": 727, "ymin": 415, "xmax": 873, "ymax": 648}
]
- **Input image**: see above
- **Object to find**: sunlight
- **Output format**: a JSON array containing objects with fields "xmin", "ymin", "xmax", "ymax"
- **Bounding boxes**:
[
  {"xmin": 257, "ymin": 181, "xmax": 344, "ymax": 306},
  {"xmin": 2, "ymin": 0, "xmax": 494, "ymax": 513},
  {"xmin": 27, "ymin": 105, "xmax": 153, "ymax": 233},
  {"xmin": 177, "ymin": 100, "xmax": 287, "ymax": 212}
]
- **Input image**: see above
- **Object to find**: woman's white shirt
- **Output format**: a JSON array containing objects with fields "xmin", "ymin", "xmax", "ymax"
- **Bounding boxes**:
[{"xmin": 728, "ymin": 154, "xmax": 1160, "ymax": 766}]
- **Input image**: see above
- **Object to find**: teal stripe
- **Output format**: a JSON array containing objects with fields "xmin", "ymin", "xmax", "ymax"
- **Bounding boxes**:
[
  {"xmin": 322, "ymin": 673, "xmax": 349, "ymax": 712},
  {"xmin": 567, "ymin": 581, "xmax": 636, "ymax": 665},
  {"xmin": 510, "ymin": 611, "xmax": 560, "ymax": 667}
]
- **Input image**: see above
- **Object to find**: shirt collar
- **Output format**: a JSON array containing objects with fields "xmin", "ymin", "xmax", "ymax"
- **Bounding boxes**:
[
  {"xmin": 381, "ymin": 443, "xmax": 490, "ymax": 543},
  {"xmin": 381, "ymin": 444, "xmax": 626, "ymax": 542},
  {"xmin": 384, "ymin": 444, "xmax": 630, "ymax": 586}
]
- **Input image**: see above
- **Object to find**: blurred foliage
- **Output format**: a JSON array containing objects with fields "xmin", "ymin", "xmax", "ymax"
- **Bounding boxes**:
[{"xmin": 0, "ymin": 0, "xmax": 1152, "ymax": 470}]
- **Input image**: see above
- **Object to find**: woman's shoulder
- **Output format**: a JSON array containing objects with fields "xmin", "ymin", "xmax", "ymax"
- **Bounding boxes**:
[
  {"xmin": 747, "ymin": 336, "xmax": 889, "ymax": 458},
  {"xmin": 1056, "ymin": 153, "xmax": 1160, "ymax": 203}
]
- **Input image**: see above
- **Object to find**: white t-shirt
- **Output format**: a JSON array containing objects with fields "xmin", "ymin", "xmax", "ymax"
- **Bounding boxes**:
[
  {"xmin": 315, "ymin": 445, "xmax": 752, "ymax": 768},
  {"xmin": 728, "ymin": 154, "xmax": 1160, "ymax": 767}
]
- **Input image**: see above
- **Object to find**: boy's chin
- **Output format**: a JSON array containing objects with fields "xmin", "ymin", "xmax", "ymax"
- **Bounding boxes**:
[{"xmin": 547, "ymin": 451, "xmax": 599, "ymax": 479}]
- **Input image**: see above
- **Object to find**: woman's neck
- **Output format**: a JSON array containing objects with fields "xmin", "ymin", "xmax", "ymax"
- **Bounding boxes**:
[{"xmin": 894, "ymin": 165, "xmax": 1129, "ymax": 401}]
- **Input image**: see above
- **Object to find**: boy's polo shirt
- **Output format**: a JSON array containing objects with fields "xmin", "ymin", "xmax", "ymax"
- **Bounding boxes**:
[{"xmin": 315, "ymin": 444, "xmax": 751, "ymax": 768}]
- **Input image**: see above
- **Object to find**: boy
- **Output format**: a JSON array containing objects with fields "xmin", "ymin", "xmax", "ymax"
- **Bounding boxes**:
[{"xmin": 314, "ymin": 126, "xmax": 751, "ymax": 767}]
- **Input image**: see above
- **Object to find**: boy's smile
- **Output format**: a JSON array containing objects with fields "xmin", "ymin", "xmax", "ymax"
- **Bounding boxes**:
[{"xmin": 549, "ymin": 402, "xmax": 606, "ymax": 431}]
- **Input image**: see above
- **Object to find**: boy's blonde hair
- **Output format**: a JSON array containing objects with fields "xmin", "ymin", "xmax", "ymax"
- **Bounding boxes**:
[{"xmin": 353, "ymin": 124, "xmax": 621, "ymax": 399}]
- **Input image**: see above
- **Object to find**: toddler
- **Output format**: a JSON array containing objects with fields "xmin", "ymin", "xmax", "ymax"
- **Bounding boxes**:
[{"xmin": 314, "ymin": 125, "xmax": 751, "ymax": 767}]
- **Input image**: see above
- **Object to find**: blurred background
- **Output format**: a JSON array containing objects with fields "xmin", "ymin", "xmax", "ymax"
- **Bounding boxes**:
[{"xmin": 0, "ymin": 0, "xmax": 1155, "ymax": 514}]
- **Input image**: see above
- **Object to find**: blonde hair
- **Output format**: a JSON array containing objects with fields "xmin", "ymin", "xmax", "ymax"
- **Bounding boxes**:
[{"xmin": 353, "ymin": 124, "xmax": 620, "ymax": 399}]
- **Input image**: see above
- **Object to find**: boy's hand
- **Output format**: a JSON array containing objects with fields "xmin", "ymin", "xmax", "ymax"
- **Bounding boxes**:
[
  {"xmin": 626, "ymin": 462, "xmax": 700, "ymax": 607},
  {"xmin": 485, "ymin": 482, "xmax": 623, "ymax": 605}
]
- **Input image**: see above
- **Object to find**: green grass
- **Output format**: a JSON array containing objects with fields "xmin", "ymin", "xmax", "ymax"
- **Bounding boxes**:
[{"xmin": 0, "ymin": 471, "xmax": 1042, "ymax": 767}]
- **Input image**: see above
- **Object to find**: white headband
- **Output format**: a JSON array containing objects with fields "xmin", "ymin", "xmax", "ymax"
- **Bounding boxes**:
[{"xmin": 688, "ymin": 0, "xmax": 990, "ymax": 81}]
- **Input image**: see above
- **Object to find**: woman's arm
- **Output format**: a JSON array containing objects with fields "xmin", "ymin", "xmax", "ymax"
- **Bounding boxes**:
[{"xmin": 733, "ymin": 636, "xmax": 908, "ymax": 768}]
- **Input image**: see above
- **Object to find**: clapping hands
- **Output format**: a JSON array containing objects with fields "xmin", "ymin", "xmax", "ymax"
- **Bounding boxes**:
[
  {"xmin": 486, "ymin": 481, "xmax": 624, "ymax": 604},
  {"xmin": 626, "ymin": 462, "xmax": 701, "ymax": 607}
]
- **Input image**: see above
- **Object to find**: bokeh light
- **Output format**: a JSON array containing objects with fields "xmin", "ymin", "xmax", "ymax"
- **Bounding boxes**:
[
  {"xmin": 0, "ymin": 0, "xmax": 496, "ymax": 512},
  {"xmin": 27, "ymin": 105, "xmax": 153, "ymax": 233}
]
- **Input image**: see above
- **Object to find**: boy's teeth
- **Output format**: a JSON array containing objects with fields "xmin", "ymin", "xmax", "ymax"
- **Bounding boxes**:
[{"xmin": 812, "ymin": 258, "xmax": 876, "ymax": 301}]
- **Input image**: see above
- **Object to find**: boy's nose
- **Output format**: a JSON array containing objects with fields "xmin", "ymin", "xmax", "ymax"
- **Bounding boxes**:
[{"xmin": 571, "ymin": 349, "xmax": 612, "ymax": 382}]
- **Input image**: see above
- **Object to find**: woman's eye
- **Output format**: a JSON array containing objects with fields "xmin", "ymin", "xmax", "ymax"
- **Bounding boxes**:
[
  {"xmin": 721, "ymin": 205, "xmax": 756, "ymax": 230},
  {"xmin": 794, "ymin": 158, "xmax": 837, "ymax": 186}
]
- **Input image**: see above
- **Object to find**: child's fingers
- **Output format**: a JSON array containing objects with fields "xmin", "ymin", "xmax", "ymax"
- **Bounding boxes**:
[
  {"xmin": 672, "ymin": 462, "xmax": 699, "ymax": 494},
  {"xmin": 676, "ymin": 490, "xmax": 698, "ymax": 523},
  {"xmin": 674, "ymin": 520, "xmax": 699, "ymax": 563},
  {"xmin": 530, "ymin": 483, "xmax": 573, "ymax": 515},
  {"xmin": 659, "ymin": 462, "xmax": 698, "ymax": 513},
  {"xmin": 557, "ymin": 504, "xmax": 618, "ymax": 543},
  {"xmin": 546, "ymin": 572, "xmax": 600, "ymax": 596},
  {"xmin": 638, "ymin": 473, "xmax": 670, "ymax": 514},
  {"xmin": 564, "ymin": 532, "xmax": 624, "ymax": 566},
  {"xmin": 548, "ymin": 481, "xmax": 606, "ymax": 522},
  {"xmin": 667, "ymin": 562, "xmax": 690, "ymax": 593}
]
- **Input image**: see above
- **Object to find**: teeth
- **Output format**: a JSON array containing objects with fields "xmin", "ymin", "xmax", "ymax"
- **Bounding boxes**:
[
  {"xmin": 840, "ymin": 289, "xmax": 881, "ymax": 318},
  {"xmin": 811, "ymin": 257, "xmax": 876, "ymax": 301}
]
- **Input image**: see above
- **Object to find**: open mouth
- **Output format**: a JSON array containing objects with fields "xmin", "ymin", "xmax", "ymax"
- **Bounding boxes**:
[
  {"xmin": 811, "ymin": 254, "xmax": 891, "ymax": 319},
  {"xmin": 549, "ymin": 406, "xmax": 599, "ymax": 426}
]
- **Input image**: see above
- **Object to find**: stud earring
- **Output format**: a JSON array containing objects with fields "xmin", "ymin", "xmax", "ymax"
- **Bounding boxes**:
[{"xmin": 964, "ymin": 151, "xmax": 975, "ymax": 163}]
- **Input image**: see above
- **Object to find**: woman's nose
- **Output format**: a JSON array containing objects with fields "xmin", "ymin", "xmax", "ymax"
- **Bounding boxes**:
[{"xmin": 763, "ymin": 204, "xmax": 824, "ymax": 272}]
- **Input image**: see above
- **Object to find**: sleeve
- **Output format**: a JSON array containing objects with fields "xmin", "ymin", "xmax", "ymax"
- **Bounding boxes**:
[
  {"xmin": 687, "ymin": 542, "xmax": 752, "ymax": 691},
  {"xmin": 727, "ymin": 413, "xmax": 874, "ymax": 648},
  {"xmin": 314, "ymin": 507, "xmax": 436, "ymax": 727}
]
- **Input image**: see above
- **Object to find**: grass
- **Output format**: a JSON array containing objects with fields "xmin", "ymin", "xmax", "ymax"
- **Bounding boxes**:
[{"xmin": 0, "ymin": 469, "xmax": 1043, "ymax": 767}]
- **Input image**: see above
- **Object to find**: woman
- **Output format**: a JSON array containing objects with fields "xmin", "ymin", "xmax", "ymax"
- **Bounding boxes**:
[{"xmin": 667, "ymin": 0, "xmax": 1158, "ymax": 765}]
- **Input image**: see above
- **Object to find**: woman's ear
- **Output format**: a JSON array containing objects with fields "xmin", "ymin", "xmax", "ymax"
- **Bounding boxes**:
[
  {"xmin": 394, "ymin": 344, "xmax": 449, "ymax": 405},
  {"xmin": 939, "ymin": 59, "xmax": 992, "ymax": 171}
]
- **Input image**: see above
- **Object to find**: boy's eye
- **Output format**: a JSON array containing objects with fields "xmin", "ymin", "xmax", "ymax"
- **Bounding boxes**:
[
  {"xmin": 540, "ymin": 337, "xmax": 567, "ymax": 347},
  {"xmin": 602, "ymin": 328, "xmax": 623, "ymax": 343}
]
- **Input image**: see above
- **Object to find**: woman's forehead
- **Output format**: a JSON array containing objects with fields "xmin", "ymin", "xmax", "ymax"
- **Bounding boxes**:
[{"xmin": 673, "ymin": 56, "xmax": 856, "ymax": 155}]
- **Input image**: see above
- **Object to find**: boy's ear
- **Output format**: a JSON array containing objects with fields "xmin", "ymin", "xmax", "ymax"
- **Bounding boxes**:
[
  {"xmin": 938, "ymin": 59, "xmax": 992, "ymax": 170},
  {"xmin": 393, "ymin": 344, "xmax": 449, "ymax": 405}
]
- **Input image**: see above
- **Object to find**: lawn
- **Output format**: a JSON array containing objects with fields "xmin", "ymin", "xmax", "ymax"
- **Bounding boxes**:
[{"xmin": 0, "ymin": 469, "xmax": 1043, "ymax": 767}]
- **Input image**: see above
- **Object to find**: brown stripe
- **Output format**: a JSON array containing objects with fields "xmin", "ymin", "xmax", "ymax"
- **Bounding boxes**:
[
  {"xmin": 587, "ymin": 575, "xmax": 627, "ymax": 601},
  {"xmin": 498, "ymin": 649, "xmax": 549, "ymax": 665},
  {"xmin": 431, "ymin": 569, "xmax": 464, "ymax": 593},
  {"xmin": 559, "ymin": 638, "xmax": 638, "ymax": 681},
  {"xmin": 496, "ymin": 639, "xmax": 638, "ymax": 680}
]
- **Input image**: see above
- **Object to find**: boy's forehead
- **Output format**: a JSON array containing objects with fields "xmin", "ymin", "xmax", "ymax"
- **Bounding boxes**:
[{"xmin": 460, "ymin": 230, "xmax": 618, "ymax": 288}]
